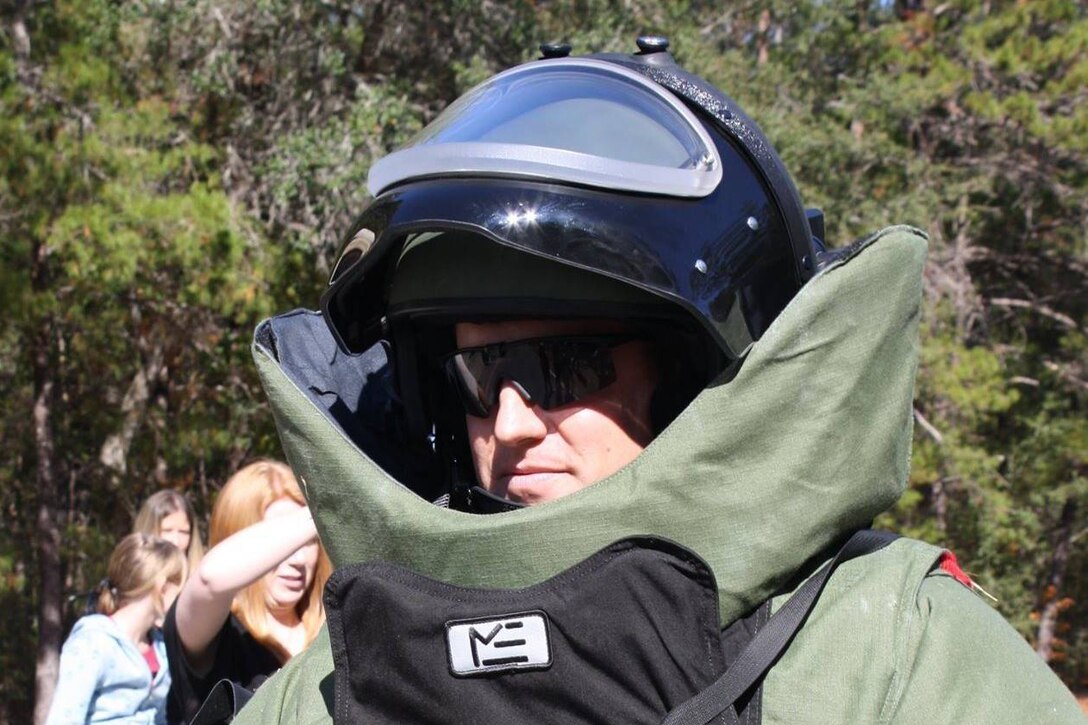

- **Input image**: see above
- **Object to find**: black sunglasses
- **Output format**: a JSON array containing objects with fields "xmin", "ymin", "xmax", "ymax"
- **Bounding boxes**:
[{"xmin": 442, "ymin": 335, "xmax": 636, "ymax": 418}]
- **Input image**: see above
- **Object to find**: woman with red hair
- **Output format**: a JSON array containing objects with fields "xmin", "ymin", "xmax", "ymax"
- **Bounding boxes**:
[{"xmin": 163, "ymin": 460, "xmax": 331, "ymax": 724}]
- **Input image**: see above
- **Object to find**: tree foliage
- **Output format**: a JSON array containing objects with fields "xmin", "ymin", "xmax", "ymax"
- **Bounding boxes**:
[{"xmin": 1, "ymin": 1, "xmax": 1084, "ymax": 720}]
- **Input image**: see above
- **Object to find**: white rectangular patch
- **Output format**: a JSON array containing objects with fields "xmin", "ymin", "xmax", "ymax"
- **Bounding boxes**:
[{"xmin": 445, "ymin": 611, "xmax": 552, "ymax": 677}]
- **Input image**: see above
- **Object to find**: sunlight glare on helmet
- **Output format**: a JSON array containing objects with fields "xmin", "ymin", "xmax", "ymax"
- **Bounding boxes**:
[{"xmin": 503, "ymin": 207, "xmax": 539, "ymax": 228}]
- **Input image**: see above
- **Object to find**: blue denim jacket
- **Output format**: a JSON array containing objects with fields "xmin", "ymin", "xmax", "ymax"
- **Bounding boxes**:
[{"xmin": 46, "ymin": 614, "xmax": 170, "ymax": 725}]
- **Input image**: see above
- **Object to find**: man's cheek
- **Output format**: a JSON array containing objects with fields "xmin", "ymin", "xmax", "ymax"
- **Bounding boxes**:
[
  {"xmin": 575, "ymin": 398, "xmax": 653, "ymax": 446},
  {"xmin": 464, "ymin": 428, "xmax": 495, "ymax": 485}
]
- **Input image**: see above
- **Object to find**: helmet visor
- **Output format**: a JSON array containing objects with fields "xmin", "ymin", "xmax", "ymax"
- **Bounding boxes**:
[{"xmin": 368, "ymin": 59, "xmax": 722, "ymax": 198}]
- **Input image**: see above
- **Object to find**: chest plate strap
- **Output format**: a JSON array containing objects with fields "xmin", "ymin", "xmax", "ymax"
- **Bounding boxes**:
[{"xmin": 661, "ymin": 529, "xmax": 900, "ymax": 725}]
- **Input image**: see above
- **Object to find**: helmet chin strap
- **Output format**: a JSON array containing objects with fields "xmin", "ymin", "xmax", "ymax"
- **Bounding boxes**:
[{"xmin": 449, "ymin": 485, "xmax": 527, "ymax": 514}]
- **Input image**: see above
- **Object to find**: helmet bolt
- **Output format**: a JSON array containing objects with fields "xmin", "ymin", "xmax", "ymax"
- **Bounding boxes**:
[
  {"xmin": 539, "ymin": 42, "xmax": 572, "ymax": 59},
  {"xmin": 636, "ymin": 36, "xmax": 670, "ymax": 54},
  {"xmin": 747, "ymin": 216, "xmax": 760, "ymax": 231},
  {"xmin": 694, "ymin": 259, "xmax": 708, "ymax": 274}
]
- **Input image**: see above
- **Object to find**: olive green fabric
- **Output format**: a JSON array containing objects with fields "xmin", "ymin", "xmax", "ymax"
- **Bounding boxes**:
[
  {"xmin": 236, "ymin": 225, "xmax": 1084, "ymax": 723},
  {"xmin": 257, "ymin": 227, "xmax": 921, "ymax": 615},
  {"xmin": 236, "ymin": 541, "xmax": 1084, "ymax": 724},
  {"xmin": 762, "ymin": 540, "xmax": 1083, "ymax": 723}
]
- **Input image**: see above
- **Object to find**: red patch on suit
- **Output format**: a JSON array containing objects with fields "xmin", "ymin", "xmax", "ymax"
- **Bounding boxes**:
[{"xmin": 938, "ymin": 551, "xmax": 975, "ymax": 590}]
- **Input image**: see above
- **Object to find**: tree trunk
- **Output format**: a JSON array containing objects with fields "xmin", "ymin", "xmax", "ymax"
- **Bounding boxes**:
[
  {"xmin": 12, "ymin": 9, "xmax": 64, "ymax": 721},
  {"xmin": 931, "ymin": 476, "xmax": 949, "ymax": 535},
  {"xmin": 1035, "ymin": 498, "xmax": 1076, "ymax": 662},
  {"xmin": 895, "ymin": 0, "xmax": 926, "ymax": 21},
  {"xmin": 32, "ymin": 320, "xmax": 63, "ymax": 725},
  {"xmin": 356, "ymin": 0, "xmax": 389, "ymax": 74},
  {"xmin": 756, "ymin": 9, "xmax": 771, "ymax": 66},
  {"xmin": 100, "ymin": 343, "xmax": 165, "ymax": 477},
  {"xmin": 856, "ymin": 0, "xmax": 869, "ymax": 31}
]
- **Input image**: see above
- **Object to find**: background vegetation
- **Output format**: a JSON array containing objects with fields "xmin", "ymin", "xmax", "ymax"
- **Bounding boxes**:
[{"xmin": 1, "ymin": 1, "xmax": 1085, "ymax": 722}]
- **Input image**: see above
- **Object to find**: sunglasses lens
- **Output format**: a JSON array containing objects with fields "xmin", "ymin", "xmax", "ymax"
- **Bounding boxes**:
[
  {"xmin": 444, "ymin": 337, "xmax": 622, "ymax": 417},
  {"xmin": 446, "ymin": 352, "xmax": 491, "ymax": 417},
  {"xmin": 529, "ymin": 343, "xmax": 595, "ymax": 409}
]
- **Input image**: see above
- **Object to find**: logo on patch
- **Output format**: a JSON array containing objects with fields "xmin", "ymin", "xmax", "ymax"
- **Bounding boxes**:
[{"xmin": 445, "ymin": 610, "xmax": 552, "ymax": 677}]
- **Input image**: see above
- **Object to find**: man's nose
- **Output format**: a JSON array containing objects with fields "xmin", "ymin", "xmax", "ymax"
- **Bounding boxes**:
[{"xmin": 492, "ymin": 381, "xmax": 548, "ymax": 445}]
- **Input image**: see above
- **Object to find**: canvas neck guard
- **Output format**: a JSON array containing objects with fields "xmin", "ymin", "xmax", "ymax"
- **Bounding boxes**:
[{"xmin": 254, "ymin": 226, "xmax": 927, "ymax": 628}]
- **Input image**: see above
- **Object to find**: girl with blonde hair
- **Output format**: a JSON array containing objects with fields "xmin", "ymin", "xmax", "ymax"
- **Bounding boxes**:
[
  {"xmin": 134, "ymin": 489, "xmax": 206, "ymax": 574},
  {"xmin": 47, "ymin": 533, "xmax": 186, "ymax": 725},
  {"xmin": 163, "ymin": 460, "xmax": 331, "ymax": 724}
]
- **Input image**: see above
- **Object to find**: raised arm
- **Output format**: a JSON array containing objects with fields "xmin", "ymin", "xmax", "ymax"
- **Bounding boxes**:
[{"xmin": 173, "ymin": 505, "xmax": 317, "ymax": 671}]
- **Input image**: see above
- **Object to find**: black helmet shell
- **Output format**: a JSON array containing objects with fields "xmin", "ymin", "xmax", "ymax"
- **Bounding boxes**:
[{"xmin": 322, "ymin": 47, "xmax": 820, "ymax": 366}]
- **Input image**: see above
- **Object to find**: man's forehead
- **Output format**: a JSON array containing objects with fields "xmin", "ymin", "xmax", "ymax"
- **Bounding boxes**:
[{"xmin": 454, "ymin": 319, "xmax": 632, "ymax": 347}]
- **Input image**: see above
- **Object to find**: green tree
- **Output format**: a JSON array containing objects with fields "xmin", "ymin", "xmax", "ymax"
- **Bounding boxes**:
[{"xmin": 1, "ymin": 2, "xmax": 291, "ymax": 720}]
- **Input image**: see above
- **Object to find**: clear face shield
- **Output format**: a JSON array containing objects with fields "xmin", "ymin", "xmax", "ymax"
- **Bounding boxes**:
[{"xmin": 367, "ymin": 59, "xmax": 723, "ymax": 199}]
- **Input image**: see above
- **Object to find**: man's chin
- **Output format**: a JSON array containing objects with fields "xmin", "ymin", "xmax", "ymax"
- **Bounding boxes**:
[{"xmin": 499, "ymin": 472, "xmax": 581, "ymax": 505}]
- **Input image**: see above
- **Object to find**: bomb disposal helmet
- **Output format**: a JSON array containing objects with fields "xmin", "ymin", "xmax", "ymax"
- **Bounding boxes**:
[{"xmin": 320, "ymin": 38, "xmax": 825, "ymax": 505}]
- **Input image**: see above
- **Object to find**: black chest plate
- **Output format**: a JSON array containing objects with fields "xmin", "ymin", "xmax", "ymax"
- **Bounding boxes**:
[{"xmin": 324, "ymin": 537, "xmax": 761, "ymax": 725}]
